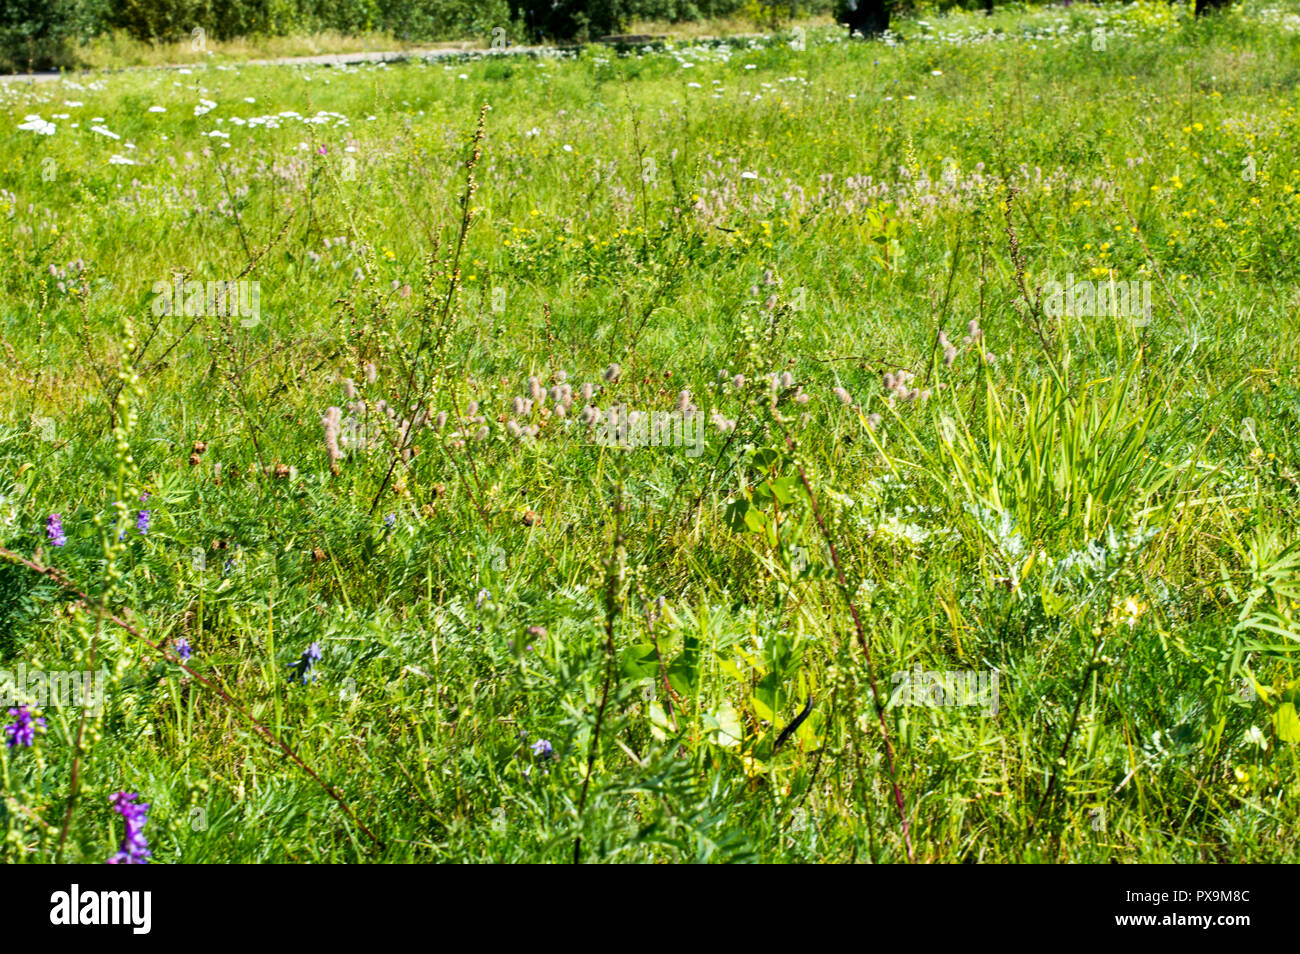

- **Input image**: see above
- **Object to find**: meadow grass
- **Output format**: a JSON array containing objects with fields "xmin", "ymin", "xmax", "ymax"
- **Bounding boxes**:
[{"xmin": 1, "ymin": 0, "xmax": 1299, "ymax": 863}]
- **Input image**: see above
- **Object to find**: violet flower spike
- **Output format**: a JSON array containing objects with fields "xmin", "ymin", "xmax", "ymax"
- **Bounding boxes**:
[
  {"xmin": 46, "ymin": 513, "xmax": 66, "ymax": 547},
  {"xmin": 4, "ymin": 706, "xmax": 45, "ymax": 749},
  {"xmin": 106, "ymin": 792, "xmax": 151, "ymax": 864},
  {"xmin": 289, "ymin": 642, "xmax": 323, "ymax": 685}
]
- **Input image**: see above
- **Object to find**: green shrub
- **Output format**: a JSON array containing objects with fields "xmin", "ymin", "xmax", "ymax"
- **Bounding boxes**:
[
  {"xmin": 106, "ymin": 0, "xmax": 208, "ymax": 42},
  {"xmin": 106, "ymin": 0, "xmax": 312, "ymax": 42},
  {"xmin": 0, "ymin": 0, "xmax": 106, "ymax": 71},
  {"xmin": 375, "ymin": 0, "xmax": 513, "ymax": 41},
  {"xmin": 102, "ymin": 0, "xmax": 510, "ymax": 42}
]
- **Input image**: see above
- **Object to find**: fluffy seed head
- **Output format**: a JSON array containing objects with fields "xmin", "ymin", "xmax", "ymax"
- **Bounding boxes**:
[{"xmin": 322, "ymin": 406, "xmax": 344, "ymax": 462}]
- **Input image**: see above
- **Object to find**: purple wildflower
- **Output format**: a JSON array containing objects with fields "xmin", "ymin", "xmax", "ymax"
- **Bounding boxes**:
[
  {"xmin": 136, "ymin": 510, "xmax": 150, "ymax": 535},
  {"xmin": 530, "ymin": 738, "xmax": 553, "ymax": 759},
  {"xmin": 4, "ymin": 706, "xmax": 45, "ymax": 749},
  {"xmin": 384, "ymin": 512, "xmax": 396, "ymax": 528},
  {"xmin": 106, "ymin": 792, "xmax": 151, "ymax": 865},
  {"xmin": 289, "ymin": 642, "xmax": 322, "ymax": 685},
  {"xmin": 46, "ymin": 513, "xmax": 66, "ymax": 547},
  {"xmin": 175, "ymin": 638, "xmax": 193, "ymax": 662}
]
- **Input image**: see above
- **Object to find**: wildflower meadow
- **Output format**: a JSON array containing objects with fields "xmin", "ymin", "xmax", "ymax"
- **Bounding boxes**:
[{"xmin": 1, "ymin": 0, "xmax": 1299, "ymax": 870}]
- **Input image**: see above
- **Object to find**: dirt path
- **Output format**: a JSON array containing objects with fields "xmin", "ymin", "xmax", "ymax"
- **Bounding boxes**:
[{"xmin": 0, "ymin": 43, "xmax": 559, "ymax": 85}]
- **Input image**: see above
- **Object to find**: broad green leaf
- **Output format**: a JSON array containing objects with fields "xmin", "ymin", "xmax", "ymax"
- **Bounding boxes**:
[{"xmin": 1273, "ymin": 703, "xmax": 1300, "ymax": 743}]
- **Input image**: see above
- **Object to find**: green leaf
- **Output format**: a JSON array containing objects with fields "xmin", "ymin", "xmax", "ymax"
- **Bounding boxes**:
[
  {"xmin": 752, "ymin": 448, "xmax": 780, "ymax": 473},
  {"xmin": 667, "ymin": 635, "xmax": 700, "ymax": 695},
  {"xmin": 725, "ymin": 498, "xmax": 751, "ymax": 533},
  {"xmin": 754, "ymin": 671, "xmax": 783, "ymax": 721},
  {"xmin": 1273, "ymin": 702, "xmax": 1300, "ymax": 743},
  {"xmin": 648, "ymin": 701, "xmax": 672, "ymax": 741},
  {"xmin": 769, "ymin": 475, "xmax": 799, "ymax": 505},
  {"xmin": 709, "ymin": 703, "xmax": 743, "ymax": 748},
  {"xmin": 621, "ymin": 643, "xmax": 660, "ymax": 680},
  {"xmin": 717, "ymin": 656, "xmax": 744, "ymax": 681}
]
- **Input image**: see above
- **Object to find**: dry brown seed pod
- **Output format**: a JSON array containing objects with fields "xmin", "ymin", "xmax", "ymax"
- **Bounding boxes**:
[
  {"xmin": 273, "ymin": 463, "xmax": 290, "ymax": 479},
  {"xmin": 188, "ymin": 453, "xmax": 202, "ymax": 467},
  {"xmin": 311, "ymin": 548, "xmax": 327, "ymax": 562},
  {"xmin": 522, "ymin": 509, "xmax": 541, "ymax": 527},
  {"xmin": 193, "ymin": 441, "xmax": 207, "ymax": 454},
  {"xmin": 433, "ymin": 483, "xmax": 447, "ymax": 498}
]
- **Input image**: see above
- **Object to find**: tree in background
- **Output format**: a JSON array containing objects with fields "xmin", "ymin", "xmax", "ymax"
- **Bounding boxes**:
[
  {"xmin": 834, "ymin": 0, "xmax": 888, "ymax": 36},
  {"xmin": 0, "ymin": 0, "xmax": 104, "ymax": 71},
  {"xmin": 507, "ymin": 0, "xmax": 629, "ymax": 40},
  {"xmin": 103, "ymin": 0, "xmax": 511, "ymax": 43}
]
